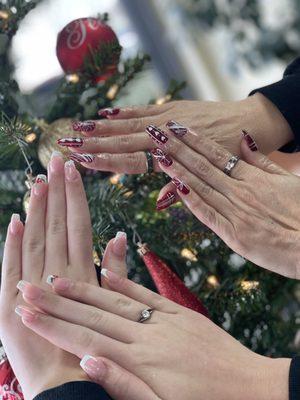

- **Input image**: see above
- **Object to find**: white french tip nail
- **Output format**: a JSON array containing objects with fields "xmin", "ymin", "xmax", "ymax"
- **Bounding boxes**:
[
  {"xmin": 101, "ymin": 268, "xmax": 108, "ymax": 278},
  {"xmin": 16, "ymin": 280, "xmax": 26, "ymax": 292},
  {"xmin": 46, "ymin": 275, "xmax": 57, "ymax": 286},
  {"xmin": 11, "ymin": 213, "xmax": 20, "ymax": 222},
  {"xmin": 65, "ymin": 160, "xmax": 75, "ymax": 167},
  {"xmin": 80, "ymin": 355, "xmax": 95, "ymax": 369},
  {"xmin": 15, "ymin": 306, "xmax": 22, "ymax": 317},
  {"xmin": 36, "ymin": 174, "xmax": 47, "ymax": 183},
  {"xmin": 113, "ymin": 231, "xmax": 127, "ymax": 243},
  {"xmin": 51, "ymin": 150, "xmax": 62, "ymax": 159}
]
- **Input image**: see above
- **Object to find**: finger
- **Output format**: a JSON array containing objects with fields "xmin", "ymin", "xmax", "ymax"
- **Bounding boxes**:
[
  {"xmin": 241, "ymin": 135, "xmax": 288, "ymax": 175},
  {"xmin": 16, "ymin": 305, "xmax": 129, "ymax": 366},
  {"xmin": 80, "ymin": 355, "xmax": 158, "ymax": 400},
  {"xmin": 22, "ymin": 175, "xmax": 48, "ymax": 281},
  {"xmin": 64, "ymin": 161, "xmax": 95, "ymax": 277},
  {"xmin": 156, "ymin": 181, "xmax": 179, "ymax": 211},
  {"xmin": 19, "ymin": 282, "xmax": 140, "ymax": 343},
  {"xmin": 163, "ymin": 122, "xmax": 249, "ymax": 179},
  {"xmin": 45, "ymin": 151, "xmax": 67, "ymax": 275},
  {"xmin": 98, "ymin": 103, "xmax": 171, "ymax": 120},
  {"xmin": 101, "ymin": 232, "xmax": 128, "ymax": 289},
  {"xmin": 58, "ymin": 132, "xmax": 154, "ymax": 154},
  {"xmin": 1, "ymin": 214, "xmax": 24, "ymax": 299},
  {"xmin": 69, "ymin": 152, "xmax": 161, "ymax": 174}
]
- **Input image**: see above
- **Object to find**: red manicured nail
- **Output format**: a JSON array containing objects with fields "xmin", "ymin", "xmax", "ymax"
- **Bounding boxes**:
[
  {"xmin": 151, "ymin": 148, "xmax": 173, "ymax": 167},
  {"xmin": 171, "ymin": 177, "xmax": 190, "ymax": 195},
  {"xmin": 58, "ymin": 138, "xmax": 83, "ymax": 148},
  {"xmin": 72, "ymin": 121, "xmax": 96, "ymax": 132},
  {"xmin": 69, "ymin": 153, "xmax": 95, "ymax": 163},
  {"xmin": 166, "ymin": 120, "xmax": 188, "ymax": 137},
  {"xmin": 156, "ymin": 191, "xmax": 176, "ymax": 211},
  {"xmin": 242, "ymin": 130, "xmax": 258, "ymax": 151},
  {"xmin": 98, "ymin": 108, "xmax": 120, "ymax": 117},
  {"xmin": 146, "ymin": 125, "xmax": 168, "ymax": 145}
]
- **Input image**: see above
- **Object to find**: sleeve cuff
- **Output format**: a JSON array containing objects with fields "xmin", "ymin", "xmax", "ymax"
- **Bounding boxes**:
[
  {"xmin": 33, "ymin": 381, "xmax": 112, "ymax": 400},
  {"xmin": 289, "ymin": 356, "xmax": 300, "ymax": 400}
]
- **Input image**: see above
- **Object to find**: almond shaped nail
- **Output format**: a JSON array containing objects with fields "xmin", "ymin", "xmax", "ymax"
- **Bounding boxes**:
[
  {"xmin": 98, "ymin": 108, "xmax": 120, "ymax": 117},
  {"xmin": 146, "ymin": 125, "xmax": 168, "ymax": 145},
  {"xmin": 72, "ymin": 121, "xmax": 96, "ymax": 132},
  {"xmin": 58, "ymin": 138, "xmax": 84, "ymax": 148},
  {"xmin": 171, "ymin": 177, "xmax": 190, "ymax": 195},
  {"xmin": 69, "ymin": 153, "xmax": 95, "ymax": 163},
  {"xmin": 166, "ymin": 120, "xmax": 188, "ymax": 137},
  {"xmin": 156, "ymin": 191, "xmax": 176, "ymax": 211},
  {"xmin": 151, "ymin": 148, "xmax": 173, "ymax": 167}
]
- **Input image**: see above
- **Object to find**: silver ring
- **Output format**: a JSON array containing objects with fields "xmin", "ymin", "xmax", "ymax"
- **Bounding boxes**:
[
  {"xmin": 223, "ymin": 155, "xmax": 240, "ymax": 176},
  {"xmin": 145, "ymin": 151, "xmax": 154, "ymax": 174},
  {"xmin": 138, "ymin": 308, "xmax": 154, "ymax": 323}
]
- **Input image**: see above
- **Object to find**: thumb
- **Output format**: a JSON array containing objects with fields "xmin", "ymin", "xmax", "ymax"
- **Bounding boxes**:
[
  {"xmin": 80, "ymin": 355, "xmax": 158, "ymax": 400},
  {"xmin": 101, "ymin": 232, "xmax": 128, "ymax": 289},
  {"xmin": 241, "ymin": 130, "xmax": 286, "ymax": 175}
]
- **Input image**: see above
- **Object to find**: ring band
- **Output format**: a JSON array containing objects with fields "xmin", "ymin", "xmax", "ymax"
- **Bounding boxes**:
[
  {"xmin": 138, "ymin": 308, "xmax": 154, "ymax": 323},
  {"xmin": 223, "ymin": 155, "xmax": 240, "ymax": 176},
  {"xmin": 145, "ymin": 151, "xmax": 154, "ymax": 174}
]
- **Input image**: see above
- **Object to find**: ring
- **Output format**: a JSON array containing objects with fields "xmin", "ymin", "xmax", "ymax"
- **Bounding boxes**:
[
  {"xmin": 145, "ymin": 151, "xmax": 154, "ymax": 174},
  {"xmin": 223, "ymin": 155, "xmax": 240, "ymax": 176},
  {"xmin": 138, "ymin": 308, "xmax": 154, "ymax": 323}
]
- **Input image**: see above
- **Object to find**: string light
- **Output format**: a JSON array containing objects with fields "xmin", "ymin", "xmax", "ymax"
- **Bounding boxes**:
[
  {"xmin": 181, "ymin": 248, "xmax": 197, "ymax": 262},
  {"xmin": 25, "ymin": 133, "xmax": 37, "ymax": 143},
  {"xmin": 93, "ymin": 250, "xmax": 101, "ymax": 266},
  {"xmin": 207, "ymin": 275, "xmax": 220, "ymax": 288},
  {"xmin": 241, "ymin": 280, "xmax": 259, "ymax": 291},
  {"xmin": 109, "ymin": 173, "xmax": 121, "ymax": 185},
  {"xmin": 106, "ymin": 84, "xmax": 119, "ymax": 100},
  {"xmin": 0, "ymin": 11, "xmax": 9, "ymax": 19},
  {"xmin": 155, "ymin": 94, "xmax": 171, "ymax": 105},
  {"xmin": 66, "ymin": 74, "xmax": 79, "ymax": 83}
]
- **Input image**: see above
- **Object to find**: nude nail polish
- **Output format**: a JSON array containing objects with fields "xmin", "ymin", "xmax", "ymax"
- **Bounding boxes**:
[
  {"xmin": 156, "ymin": 191, "xmax": 176, "ymax": 211},
  {"xmin": 113, "ymin": 231, "xmax": 127, "ymax": 257},
  {"xmin": 100, "ymin": 268, "xmax": 120, "ymax": 283},
  {"xmin": 72, "ymin": 121, "xmax": 96, "ymax": 132},
  {"xmin": 146, "ymin": 125, "xmax": 169, "ymax": 145},
  {"xmin": 65, "ymin": 160, "xmax": 79, "ymax": 181},
  {"xmin": 171, "ymin": 177, "xmax": 190, "ymax": 195},
  {"xmin": 151, "ymin": 148, "xmax": 173, "ymax": 167},
  {"xmin": 58, "ymin": 138, "xmax": 84, "ymax": 148},
  {"xmin": 10, "ymin": 213, "xmax": 21, "ymax": 235},
  {"xmin": 15, "ymin": 306, "xmax": 36, "ymax": 322},
  {"xmin": 166, "ymin": 120, "xmax": 188, "ymax": 137},
  {"xmin": 98, "ymin": 108, "xmax": 120, "ymax": 117},
  {"xmin": 80, "ymin": 355, "xmax": 106, "ymax": 377},
  {"xmin": 242, "ymin": 130, "xmax": 258, "ymax": 151},
  {"xmin": 69, "ymin": 153, "xmax": 95, "ymax": 163},
  {"xmin": 49, "ymin": 151, "xmax": 64, "ymax": 175}
]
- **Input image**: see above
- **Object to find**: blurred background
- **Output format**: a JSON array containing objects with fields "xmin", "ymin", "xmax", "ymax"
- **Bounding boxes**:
[{"xmin": 12, "ymin": 0, "xmax": 298, "ymax": 105}]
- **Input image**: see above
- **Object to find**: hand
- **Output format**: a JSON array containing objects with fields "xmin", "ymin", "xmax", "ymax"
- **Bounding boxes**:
[
  {"xmin": 147, "ymin": 123, "xmax": 300, "ymax": 279},
  {"xmin": 16, "ymin": 271, "xmax": 290, "ymax": 400},
  {"xmin": 0, "ymin": 152, "xmax": 127, "ymax": 399},
  {"xmin": 57, "ymin": 94, "xmax": 293, "ymax": 174}
]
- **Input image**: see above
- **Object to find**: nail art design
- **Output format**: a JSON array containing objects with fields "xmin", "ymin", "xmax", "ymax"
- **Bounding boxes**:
[
  {"xmin": 151, "ymin": 148, "xmax": 173, "ymax": 167},
  {"xmin": 46, "ymin": 274, "xmax": 58, "ymax": 286},
  {"xmin": 171, "ymin": 177, "xmax": 190, "ymax": 195},
  {"xmin": 35, "ymin": 174, "xmax": 47, "ymax": 184},
  {"xmin": 72, "ymin": 121, "xmax": 96, "ymax": 132},
  {"xmin": 146, "ymin": 125, "xmax": 169, "ymax": 145},
  {"xmin": 69, "ymin": 153, "xmax": 95, "ymax": 163},
  {"xmin": 98, "ymin": 108, "xmax": 120, "ymax": 117},
  {"xmin": 242, "ymin": 130, "xmax": 258, "ymax": 151},
  {"xmin": 166, "ymin": 120, "xmax": 188, "ymax": 137},
  {"xmin": 156, "ymin": 191, "xmax": 176, "ymax": 211},
  {"xmin": 58, "ymin": 138, "xmax": 83, "ymax": 147}
]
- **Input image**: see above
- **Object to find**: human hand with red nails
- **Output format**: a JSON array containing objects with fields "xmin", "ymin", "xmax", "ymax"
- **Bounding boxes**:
[
  {"xmin": 148, "ymin": 123, "xmax": 300, "ymax": 279},
  {"xmin": 56, "ymin": 94, "xmax": 294, "ymax": 175},
  {"xmin": 0, "ymin": 150, "xmax": 128, "ymax": 399}
]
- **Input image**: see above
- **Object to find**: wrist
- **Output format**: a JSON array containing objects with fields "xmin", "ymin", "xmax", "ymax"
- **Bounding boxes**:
[{"xmin": 241, "ymin": 93, "xmax": 293, "ymax": 154}]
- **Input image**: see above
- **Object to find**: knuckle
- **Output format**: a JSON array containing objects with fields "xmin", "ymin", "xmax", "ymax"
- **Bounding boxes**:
[
  {"xmin": 25, "ymin": 237, "xmax": 44, "ymax": 254},
  {"xmin": 77, "ymin": 329, "xmax": 95, "ymax": 349},
  {"xmin": 88, "ymin": 309, "xmax": 105, "ymax": 328},
  {"xmin": 124, "ymin": 153, "xmax": 145, "ymax": 173},
  {"xmin": 194, "ymin": 158, "xmax": 210, "ymax": 176},
  {"xmin": 115, "ymin": 135, "xmax": 132, "ymax": 150},
  {"xmin": 115, "ymin": 296, "xmax": 132, "ymax": 310},
  {"xmin": 203, "ymin": 207, "xmax": 217, "ymax": 227},
  {"xmin": 131, "ymin": 117, "xmax": 145, "ymax": 132},
  {"xmin": 70, "ymin": 221, "xmax": 91, "ymax": 238},
  {"xmin": 212, "ymin": 147, "xmax": 227, "ymax": 163},
  {"xmin": 48, "ymin": 216, "xmax": 67, "ymax": 236},
  {"xmin": 195, "ymin": 181, "xmax": 212, "ymax": 197}
]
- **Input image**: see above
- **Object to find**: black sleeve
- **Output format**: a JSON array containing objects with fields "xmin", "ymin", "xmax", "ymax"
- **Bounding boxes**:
[
  {"xmin": 33, "ymin": 381, "xmax": 113, "ymax": 400},
  {"xmin": 250, "ymin": 57, "xmax": 300, "ymax": 152},
  {"xmin": 289, "ymin": 356, "xmax": 300, "ymax": 400}
]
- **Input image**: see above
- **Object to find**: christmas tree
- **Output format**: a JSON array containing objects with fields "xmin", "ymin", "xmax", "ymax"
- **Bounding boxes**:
[{"xmin": 0, "ymin": 0, "xmax": 298, "ymax": 362}]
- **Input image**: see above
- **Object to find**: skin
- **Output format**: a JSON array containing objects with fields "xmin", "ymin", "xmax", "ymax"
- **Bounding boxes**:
[
  {"xmin": 0, "ymin": 152, "xmax": 127, "ymax": 400},
  {"xmin": 59, "ymin": 93, "xmax": 294, "ymax": 174}
]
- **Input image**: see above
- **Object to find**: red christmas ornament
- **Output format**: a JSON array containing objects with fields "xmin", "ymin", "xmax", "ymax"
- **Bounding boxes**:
[
  {"xmin": 138, "ymin": 244, "xmax": 209, "ymax": 317},
  {"xmin": 56, "ymin": 18, "xmax": 120, "ymax": 80},
  {"xmin": 0, "ymin": 347, "xmax": 23, "ymax": 400}
]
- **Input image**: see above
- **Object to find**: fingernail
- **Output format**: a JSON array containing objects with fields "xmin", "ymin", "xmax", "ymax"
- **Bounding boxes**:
[
  {"xmin": 49, "ymin": 151, "xmax": 64, "ymax": 175},
  {"xmin": 72, "ymin": 121, "xmax": 96, "ymax": 132},
  {"xmin": 146, "ymin": 125, "xmax": 168, "ymax": 145},
  {"xmin": 100, "ymin": 268, "xmax": 120, "ymax": 283},
  {"xmin": 51, "ymin": 277, "xmax": 72, "ymax": 291},
  {"xmin": 112, "ymin": 231, "xmax": 127, "ymax": 257},
  {"xmin": 151, "ymin": 148, "xmax": 173, "ymax": 167},
  {"xmin": 15, "ymin": 306, "xmax": 36, "ymax": 322},
  {"xmin": 32, "ymin": 175, "xmax": 48, "ymax": 197},
  {"xmin": 242, "ymin": 130, "xmax": 258, "ymax": 151},
  {"xmin": 69, "ymin": 153, "xmax": 95, "ymax": 164},
  {"xmin": 98, "ymin": 108, "xmax": 120, "ymax": 117},
  {"xmin": 171, "ymin": 177, "xmax": 190, "ymax": 195},
  {"xmin": 166, "ymin": 120, "xmax": 188, "ymax": 137},
  {"xmin": 16, "ymin": 280, "xmax": 28, "ymax": 292},
  {"xmin": 46, "ymin": 274, "xmax": 58, "ymax": 286},
  {"xmin": 35, "ymin": 174, "xmax": 47, "ymax": 184},
  {"xmin": 17, "ymin": 280, "xmax": 42, "ymax": 300},
  {"xmin": 58, "ymin": 138, "xmax": 84, "ymax": 148},
  {"xmin": 65, "ymin": 160, "xmax": 79, "ymax": 182},
  {"xmin": 156, "ymin": 191, "xmax": 176, "ymax": 211},
  {"xmin": 10, "ymin": 213, "xmax": 21, "ymax": 235},
  {"xmin": 80, "ymin": 355, "xmax": 106, "ymax": 377}
]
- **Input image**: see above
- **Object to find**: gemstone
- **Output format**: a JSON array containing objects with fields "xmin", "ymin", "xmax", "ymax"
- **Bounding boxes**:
[{"xmin": 142, "ymin": 310, "xmax": 151, "ymax": 319}]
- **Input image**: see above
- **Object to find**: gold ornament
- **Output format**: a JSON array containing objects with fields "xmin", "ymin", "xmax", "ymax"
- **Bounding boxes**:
[
  {"xmin": 23, "ymin": 190, "xmax": 31, "ymax": 214},
  {"xmin": 207, "ymin": 275, "xmax": 220, "ymax": 288},
  {"xmin": 37, "ymin": 118, "xmax": 83, "ymax": 169}
]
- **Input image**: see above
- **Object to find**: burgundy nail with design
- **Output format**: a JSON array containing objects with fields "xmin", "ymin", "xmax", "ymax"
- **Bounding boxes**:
[
  {"xmin": 69, "ymin": 153, "xmax": 95, "ymax": 163},
  {"xmin": 171, "ymin": 177, "xmax": 190, "ymax": 195},
  {"xmin": 98, "ymin": 107, "xmax": 120, "ymax": 117},
  {"xmin": 72, "ymin": 121, "xmax": 96, "ymax": 132},
  {"xmin": 151, "ymin": 148, "xmax": 173, "ymax": 167},
  {"xmin": 57, "ymin": 138, "xmax": 83, "ymax": 148},
  {"xmin": 156, "ymin": 191, "xmax": 176, "ymax": 211},
  {"xmin": 166, "ymin": 120, "xmax": 188, "ymax": 137},
  {"xmin": 146, "ymin": 125, "xmax": 168, "ymax": 145},
  {"xmin": 242, "ymin": 130, "xmax": 258, "ymax": 152}
]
